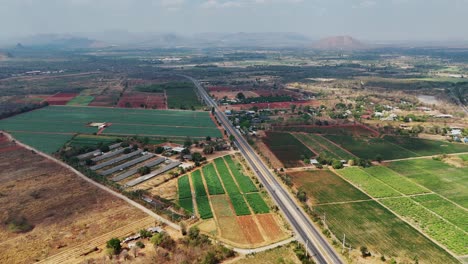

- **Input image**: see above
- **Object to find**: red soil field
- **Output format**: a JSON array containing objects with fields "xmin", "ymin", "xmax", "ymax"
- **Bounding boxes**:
[
  {"xmin": 117, "ymin": 92, "xmax": 167, "ymax": 109},
  {"xmin": 44, "ymin": 93, "xmax": 78, "ymax": 105},
  {"xmin": 256, "ymin": 214, "xmax": 284, "ymax": 241},
  {"xmin": 0, "ymin": 145, "xmax": 22, "ymax": 153},
  {"xmin": 237, "ymin": 215, "xmax": 264, "ymax": 245}
]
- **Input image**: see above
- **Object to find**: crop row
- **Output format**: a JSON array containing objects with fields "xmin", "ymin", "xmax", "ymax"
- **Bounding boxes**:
[
  {"xmin": 229, "ymin": 194, "xmax": 251, "ymax": 216},
  {"xmin": 245, "ymin": 193, "xmax": 270, "ymax": 214},
  {"xmin": 412, "ymin": 194, "xmax": 467, "ymax": 232},
  {"xmin": 363, "ymin": 166, "xmax": 429, "ymax": 195},
  {"xmin": 179, "ymin": 198, "xmax": 193, "ymax": 214},
  {"xmin": 213, "ymin": 158, "xmax": 240, "ymax": 195},
  {"xmin": 307, "ymin": 134, "xmax": 355, "ymax": 160},
  {"xmin": 337, "ymin": 167, "xmax": 401, "ymax": 198},
  {"xmin": 191, "ymin": 170, "xmax": 207, "ymax": 197},
  {"xmin": 381, "ymin": 197, "xmax": 467, "ymax": 255},
  {"xmin": 178, "ymin": 175, "xmax": 192, "ymax": 199},
  {"xmin": 293, "ymin": 133, "xmax": 337, "ymax": 159},
  {"xmin": 202, "ymin": 163, "xmax": 225, "ymax": 195},
  {"xmin": 224, "ymin": 155, "xmax": 258, "ymax": 193},
  {"xmin": 196, "ymin": 196, "xmax": 213, "ymax": 219}
]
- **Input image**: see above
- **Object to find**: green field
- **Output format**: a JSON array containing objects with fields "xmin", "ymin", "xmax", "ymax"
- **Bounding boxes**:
[
  {"xmin": 224, "ymin": 155, "xmax": 258, "ymax": 193},
  {"xmin": 137, "ymin": 82, "xmax": 203, "ymax": 110},
  {"xmin": 263, "ymin": 132, "xmax": 314, "ymax": 168},
  {"xmin": 177, "ymin": 175, "xmax": 193, "ymax": 213},
  {"xmin": 324, "ymin": 135, "xmax": 416, "ymax": 160},
  {"xmin": 66, "ymin": 95, "xmax": 95, "ymax": 106},
  {"xmin": 381, "ymin": 197, "xmax": 467, "ymax": 255},
  {"xmin": 363, "ymin": 166, "xmax": 429, "ymax": 195},
  {"xmin": 191, "ymin": 170, "xmax": 207, "ymax": 197},
  {"xmin": 294, "ymin": 133, "xmax": 355, "ymax": 160},
  {"xmin": 412, "ymin": 194, "xmax": 467, "ymax": 232},
  {"xmin": 293, "ymin": 133, "xmax": 337, "ymax": 159},
  {"xmin": 337, "ymin": 167, "xmax": 401, "ymax": 198},
  {"xmin": 196, "ymin": 196, "xmax": 213, "ymax": 219},
  {"xmin": 245, "ymin": 193, "xmax": 270, "ymax": 214},
  {"xmin": 0, "ymin": 106, "xmax": 221, "ymax": 153},
  {"xmin": 213, "ymin": 157, "xmax": 241, "ymax": 194},
  {"xmin": 67, "ymin": 134, "xmax": 120, "ymax": 148},
  {"xmin": 10, "ymin": 132, "xmax": 73, "ymax": 154},
  {"xmin": 324, "ymin": 135, "xmax": 468, "ymax": 160},
  {"xmin": 315, "ymin": 201, "xmax": 459, "ymax": 263},
  {"xmin": 388, "ymin": 159, "xmax": 468, "ymax": 208},
  {"xmin": 202, "ymin": 163, "xmax": 225, "ymax": 195},
  {"xmin": 229, "ymin": 194, "xmax": 251, "ymax": 216},
  {"xmin": 289, "ymin": 170, "xmax": 369, "ymax": 204}
]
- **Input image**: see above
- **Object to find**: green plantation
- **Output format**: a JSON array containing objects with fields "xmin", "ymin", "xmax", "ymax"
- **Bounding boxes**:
[
  {"xmin": 178, "ymin": 155, "xmax": 270, "ymax": 219},
  {"xmin": 0, "ymin": 105, "xmax": 221, "ymax": 153},
  {"xmin": 263, "ymin": 132, "xmax": 314, "ymax": 167}
]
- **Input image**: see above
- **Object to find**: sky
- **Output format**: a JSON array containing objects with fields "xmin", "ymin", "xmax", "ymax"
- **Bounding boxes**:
[{"xmin": 1, "ymin": 0, "xmax": 468, "ymax": 42}]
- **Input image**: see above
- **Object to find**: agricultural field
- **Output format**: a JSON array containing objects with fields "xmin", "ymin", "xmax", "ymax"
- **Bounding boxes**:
[
  {"xmin": 315, "ymin": 201, "xmax": 458, "ymax": 264},
  {"xmin": 66, "ymin": 95, "xmax": 94, "ymax": 106},
  {"xmin": 263, "ymin": 132, "xmax": 314, "ymax": 168},
  {"xmin": 337, "ymin": 167, "xmax": 401, "ymax": 198},
  {"xmin": 289, "ymin": 169, "xmax": 458, "ymax": 263},
  {"xmin": 0, "ymin": 135, "xmax": 148, "ymax": 263},
  {"xmin": 289, "ymin": 170, "xmax": 369, "ymax": 204},
  {"xmin": 177, "ymin": 175, "xmax": 193, "ymax": 213},
  {"xmin": 44, "ymin": 92, "xmax": 78, "ymax": 105},
  {"xmin": 117, "ymin": 91, "xmax": 167, "ymax": 109},
  {"xmin": 136, "ymin": 82, "xmax": 203, "ymax": 110},
  {"xmin": 381, "ymin": 197, "xmax": 467, "ymax": 255},
  {"xmin": 324, "ymin": 135, "xmax": 468, "ymax": 160},
  {"xmin": 363, "ymin": 166, "xmax": 430, "ymax": 195},
  {"xmin": 324, "ymin": 135, "xmax": 416, "ymax": 160},
  {"xmin": 10, "ymin": 132, "xmax": 73, "ymax": 154},
  {"xmin": 272, "ymin": 124, "xmax": 378, "ymax": 137},
  {"xmin": 293, "ymin": 133, "xmax": 355, "ymax": 160},
  {"xmin": 178, "ymin": 155, "xmax": 287, "ymax": 247},
  {"xmin": 66, "ymin": 134, "xmax": 120, "ymax": 148},
  {"xmin": 387, "ymin": 159, "xmax": 468, "ymax": 208},
  {"xmin": 0, "ymin": 105, "xmax": 222, "ymax": 153},
  {"xmin": 232, "ymin": 243, "xmax": 301, "ymax": 264}
]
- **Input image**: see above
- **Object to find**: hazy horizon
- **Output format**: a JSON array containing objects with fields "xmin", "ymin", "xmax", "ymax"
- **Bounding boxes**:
[{"xmin": 1, "ymin": 0, "xmax": 468, "ymax": 43}]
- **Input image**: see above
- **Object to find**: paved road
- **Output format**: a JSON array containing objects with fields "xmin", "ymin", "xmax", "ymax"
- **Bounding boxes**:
[{"xmin": 183, "ymin": 75, "xmax": 343, "ymax": 264}]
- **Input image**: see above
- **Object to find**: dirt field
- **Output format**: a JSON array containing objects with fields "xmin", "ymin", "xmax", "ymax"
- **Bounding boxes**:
[
  {"xmin": 0, "ymin": 135, "xmax": 148, "ymax": 263},
  {"xmin": 256, "ymin": 214, "xmax": 284, "ymax": 241},
  {"xmin": 210, "ymin": 90, "xmax": 259, "ymax": 100},
  {"xmin": 237, "ymin": 215, "xmax": 264, "ymax": 245},
  {"xmin": 117, "ymin": 91, "xmax": 167, "ymax": 109}
]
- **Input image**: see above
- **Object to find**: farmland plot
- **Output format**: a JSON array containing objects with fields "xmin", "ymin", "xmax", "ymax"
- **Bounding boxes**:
[
  {"xmin": 363, "ymin": 166, "xmax": 429, "ymax": 195},
  {"xmin": 384, "ymin": 135, "xmax": 468, "ymax": 156},
  {"xmin": 388, "ymin": 159, "xmax": 468, "ymax": 208},
  {"xmin": 224, "ymin": 155, "xmax": 257, "ymax": 193},
  {"xmin": 337, "ymin": 167, "xmax": 401, "ymax": 198},
  {"xmin": 263, "ymin": 132, "xmax": 314, "ymax": 168},
  {"xmin": 245, "ymin": 193, "xmax": 270, "ymax": 214},
  {"xmin": 202, "ymin": 163, "xmax": 225, "ymax": 195},
  {"xmin": 178, "ymin": 175, "xmax": 193, "ymax": 213},
  {"xmin": 381, "ymin": 197, "xmax": 467, "ymax": 255},
  {"xmin": 213, "ymin": 158, "xmax": 241, "ymax": 194},
  {"xmin": 293, "ymin": 133, "xmax": 337, "ymax": 159}
]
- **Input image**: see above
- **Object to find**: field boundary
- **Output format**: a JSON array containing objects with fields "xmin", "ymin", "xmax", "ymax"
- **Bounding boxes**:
[{"xmin": 331, "ymin": 167, "xmax": 461, "ymax": 259}]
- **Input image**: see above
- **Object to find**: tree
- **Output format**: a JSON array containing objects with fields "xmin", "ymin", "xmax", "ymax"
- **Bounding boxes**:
[
  {"xmin": 229, "ymin": 135, "xmax": 235, "ymax": 142},
  {"xmin": 206, "ymin": 136, "xmax": 211, "ymax": 141},
  {"xmin": 290, "ymin": 104, "xmax": 297, "ymax": 113},
  {"xmin": 123, "ymin": 148, "xmax": 132, "ymax": 154},
  {"xmin": 139, "ymin": 229, "xmax": 152, "ymax": 238},
  {"xmin": 100, "ymin": 145, "xmax": 110, "ymax": 152},
  {"xmin": 360, "ymin": 246, "xmax": 371, "ymax": 257},
  {"xmin": 192, "ymin": 152, "xmax": 203, "ymax": 163},
  {"xmin": 106, "ymin": 238, "xmax": 121, "ymax": 255},
  {"xmin": 155, "ymin": 146, "xmax": 165, "ymax": 154},
  {"xmin": 188, "ymin": 226, "xmax": 200, "ymax": 240},
  {"xmin": 236, "ymin": 92, "xmax": 246, "ymax": 100},
  {"xmin": 203, "ymin": 145, "xmax": 214, "ymax": 155},
  {"xmin": 138, "ymin": 166, "xmax": 151, "ymax": 175},
  {"xmin": 332, "ymin": 159, "xmax": 343, "ymax": 169},
  {"xmin": 375, "ymin": 154, "xmax": 383, "ymax": 163},
  {"xmin": 184, "ymin": 137, "xmax": 193, "ymax": 148}
]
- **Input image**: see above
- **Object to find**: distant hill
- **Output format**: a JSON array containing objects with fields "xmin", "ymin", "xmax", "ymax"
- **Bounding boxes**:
[
  {"xmin": 13, "ymin": 34, "xmax": 110, "ymax": 49},
  {"xmin": 313, "ymin": 36, "xmax": 367, "ymax": 50}
]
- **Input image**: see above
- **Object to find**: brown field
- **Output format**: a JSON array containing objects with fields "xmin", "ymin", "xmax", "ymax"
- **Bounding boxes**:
[
  {"xmin": 256, "ymin": 214, "xmax": 284, "ymax": 241},
  {"xmin": 0, "ymin": 136, "xmax": 147, "ymax": 263},
  {"xmin": 217, "ymin": 216, "xmax": 246, "ymax": 244},
  {"xmin": 232, "ymin": 243, "xmax": 301, "ymax": 264},
  {"xmin": 210, "ymin": 90, "xmax": 259, "ymax": 100},
  {"xmin": 211, "ymin": 195, "xmax": 235, "ymax": 217},
  {"xmin": 237, "ymin": 216, "xmax": 265, "ymax": 245}
]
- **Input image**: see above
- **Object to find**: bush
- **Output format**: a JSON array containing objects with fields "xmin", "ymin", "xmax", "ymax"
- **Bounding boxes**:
[
  {"xmin": 106, "ymin": 238, "xmax": 122, "ymax": 254},
  {"xmin": 123, "ymin": 148, "xmax": 132, "ymax": 154},
  {"xmin": 136, "ymin": 241, "xmax": 145, "ymax": 248},
  {"xmin": 139, "ymin": 229, "xmax": 152, "ymax": 238}
]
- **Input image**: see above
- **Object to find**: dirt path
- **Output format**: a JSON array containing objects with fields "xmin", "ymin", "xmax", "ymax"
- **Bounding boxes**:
[
  {"xmin": 2, "ymin": 132, "xmax": 180, "ymax": 231},
  {"xmin": 36, "ymin": 216, "xmax": 155, "ymax": 264}
]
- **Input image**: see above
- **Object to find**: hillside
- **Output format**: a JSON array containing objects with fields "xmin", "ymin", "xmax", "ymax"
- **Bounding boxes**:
[{"xmin": 313, "ymin": 35, "xmax": 367, "ymax": 50}]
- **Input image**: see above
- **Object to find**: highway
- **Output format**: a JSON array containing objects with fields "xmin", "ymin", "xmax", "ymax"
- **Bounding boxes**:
[{"xmin": 183, "ymin": 75, "xmax": 344, "ymax": 264}]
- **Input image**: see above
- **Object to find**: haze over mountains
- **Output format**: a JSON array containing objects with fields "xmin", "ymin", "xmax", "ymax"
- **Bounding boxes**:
[{"xmin": 2, "ymin": 32, "xmax": 468, "ymax": 50}]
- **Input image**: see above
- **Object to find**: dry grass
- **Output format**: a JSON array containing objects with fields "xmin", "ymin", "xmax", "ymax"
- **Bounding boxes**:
[{"xmin": 0, "ymin": 141, "xmax": 147, "ymax": 264}]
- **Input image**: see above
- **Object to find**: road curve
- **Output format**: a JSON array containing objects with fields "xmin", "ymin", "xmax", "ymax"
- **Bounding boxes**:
[{"xmin": 182, "ymin": 75, "xmax": 344, "ymax": 264}]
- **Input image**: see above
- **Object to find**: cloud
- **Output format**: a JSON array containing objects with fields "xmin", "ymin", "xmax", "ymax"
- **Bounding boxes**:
[{"xmin": 352, "ymin": 0, "xmax": 376, "ymax": 9}]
